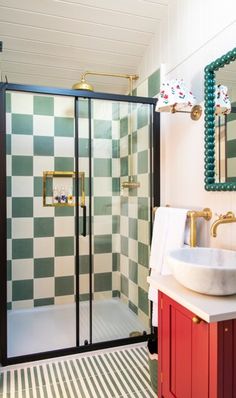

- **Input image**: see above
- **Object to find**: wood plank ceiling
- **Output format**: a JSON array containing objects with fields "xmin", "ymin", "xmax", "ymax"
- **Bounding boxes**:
[{"xmin": 0, "ymin": 0, "xmax": 168, "ymax": 94}]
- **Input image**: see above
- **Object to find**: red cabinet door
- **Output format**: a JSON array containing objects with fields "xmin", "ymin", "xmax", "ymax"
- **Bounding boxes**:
[{"xmin": 159, "ymin": 292, "xmax": 209, "ymax": 398}]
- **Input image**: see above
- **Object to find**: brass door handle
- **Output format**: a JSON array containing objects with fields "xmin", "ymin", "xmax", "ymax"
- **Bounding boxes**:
[{"xmin": 192, "ymin": 316, "xmax": 201, "ymax": 324}]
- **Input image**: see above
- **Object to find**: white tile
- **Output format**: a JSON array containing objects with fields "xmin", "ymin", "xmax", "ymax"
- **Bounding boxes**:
[
  {"xmin": 112, "ymin": 197, "xmax": 121, "ymax": 215},
  {"xmin": 93, "ymin": 139, "xmax": 112, "ymax": 159},
  {"xmin": 78, "ymin": 158, "xmax": 89, "ymax": 175},
  {"xmin": 55, "ymin": 256, "xmax": 74, "ymax": 276},
  {"xmin": 12, "ymin": 176, "xmax": 33, "ymax": 197},
  {"xmin": 34, "ymin": 237, "xmax": 54, "ymax": 258},
  {"xmin": 111, "ymin": 120, "xmax": 120, "ymax": 139},
  {"xmin": 11, "ymin": 135, "xmax": 33, "ymax": 156},
  {"xmin": 33, "ymin": 115, "xmax": 54, "ymax": 136},
  {"xmin": 94, "ymin": 253, "xmax": 112, "ymax": 273},
  {"xmin": 93, "ymin": 100, "xmax": 112, "ymax": 120},
  {"xmin": 129, "ymin": 239, "xmax": 138, "ymax": 262},
  {"xmin": 33, "ymin": 156, "xmax": 54, "ymax": 177},
  {"xmin": 11, "ymin": 92, "xmax": 33, "ymax": 114},
  {"xmin": 93, "ymin": 178, "xmax": 112, "ymax": 196},
  {"xmin": 112, "ymin": 234, "xmax": 120, "ymax": 252},
  {"xmin": 93, "ymin": 216, "xmax": 112, "ymax": 235},
  {"xmin": 79, "ymin": 274, "xmax": 89, "ymax": 294},
  {"xmin": 6, "ymin": 155, "xmax": 11, "ymax": 176},
  {"xmin": 12, "ymin": 218, "xmax": 33, "ymax": 239},
  {"xmin": 119, "ymin": 103, "xmax": 129, "ymax": 118},
  {"xmin": 138, "ymin": 265, "xmax": 149, "ymax": 291},
  {"xmin": 137, "ymin": 126, "xmax": 150, "ymax": 152},
  {"xmin": 130, "ymin": 153, "xmax": 138, "ymax": 175},
  {"xmin": 7, "ymin": 281, "xmax": 12, "ymax": 303},
  {"xmin": 12, "ymin": 259, "xmax": 34, "ymax": 280},
  {"xmin": 112, "ymin": 272, "xmax": 120, "ymax": 291},
  {"xmin": 7, "ymin": 239, "xmax": 12, "ymax": 261},
  {"xmin": 54, "ymin": 96, "xmax": 74, "ymax": 117},
  {"xmin": 129, "ymin": 281, "xmax": 138, "ymax": 306},
  {"xmin": 112, "ymin": 159, "xmax": 120, "ymax": 177},
  {"xmin": 34, "ymin": 277, "xmax": 55, "ymax": 299},
  {"xmin": 129, "ymin": 197, "xmax": 138, "ymax": 219},
  {"xmin": 78, "ymin": 119, "xmax": 89, "ymax": 138},
  {"xmin": 138, "ymin": 310, "xmax": 150, "ymax": 330},
  {"xmin": 120, "ymin": 136, "xmax": 128, "ymax": 157},
  {"xmin": 120, "ymin": 216, "xmax": 128, "ymax": 237},
  {"xmin": 7, "ymin": 198, "xmax": 12, "ymax": 218},
  {"xmin": 6, "ymin": 113, "xmax": 12, "ymax": 134},
  {"xmin": 79, "ymin": 235, "xmax": 90, "ymax": 255},
  {"xmin": 54, "ymin": 137, "xmax": 74, "ymax": 157},
  {"xmin": 120, "ymin": 254, "xmax": 129, "ymax": 277},
  {"xmin": 55, "ymin": 217, "xmax": 75, "ymax": 237},
  {"xmin": 33, "ymin": 198, "xmax": 54, "ymax": 217},
  {"xmin": 54, "ymin": 295, "xmax": 74, "ymax": 305},
  {"xmin": 12, "ymin": 300, "xmax": 34, "ymax": 310},
  {"xmin": 138, "ymin": 220, "xmax": 149, "ymax": 245},
  {"xmin": 137, "ymin": 174, "xmax": 149, "ymax": 198},
  {"xmin": 136, "ymin": 80, "xmax": 148, "ymax": 97},
  {"xmin": 94, "ymin": 291, "xmax": 112, "ymax": 300}
]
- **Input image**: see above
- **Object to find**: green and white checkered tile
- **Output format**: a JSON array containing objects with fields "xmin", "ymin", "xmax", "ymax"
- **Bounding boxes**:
[{"xmin": 0, "ymin": 346, "xmax": 156, "ymax": 398}]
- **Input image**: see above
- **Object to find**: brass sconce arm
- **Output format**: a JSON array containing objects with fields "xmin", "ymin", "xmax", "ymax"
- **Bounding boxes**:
[
  {"xmin": 210, "ymin": 211, "xmax": 236, "ymax": 237},
  {"xmin": 76, "ymin": 71, "xmax": 139, "ymax": 93}
]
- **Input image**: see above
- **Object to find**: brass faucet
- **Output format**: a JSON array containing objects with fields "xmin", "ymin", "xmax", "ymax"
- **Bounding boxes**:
[{"xmin": 210, "ymin": 211, "xmax": 236, "ymax": 237}]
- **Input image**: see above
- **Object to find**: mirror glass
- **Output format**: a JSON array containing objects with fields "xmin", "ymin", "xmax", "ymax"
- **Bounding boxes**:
[{"xmin": 204, "ymin": 47, "xmax": 236, "ymax": 191}]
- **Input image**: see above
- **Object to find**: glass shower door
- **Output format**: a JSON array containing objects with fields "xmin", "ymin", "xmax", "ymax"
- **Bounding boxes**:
[{"xmin": 6, "ymin": 91, "xmax": 77, "ymax": 357}]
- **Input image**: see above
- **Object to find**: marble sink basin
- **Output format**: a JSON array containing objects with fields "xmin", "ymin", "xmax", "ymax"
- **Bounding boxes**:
[{"xmin": 167, "ymin": 247, "xmax": 236, "ymax": 296}]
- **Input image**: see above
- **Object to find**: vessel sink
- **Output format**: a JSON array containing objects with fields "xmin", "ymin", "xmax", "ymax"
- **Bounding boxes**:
[{"xmin": 167, "ymin": 247, "xmax": 236, "ymax": 296}]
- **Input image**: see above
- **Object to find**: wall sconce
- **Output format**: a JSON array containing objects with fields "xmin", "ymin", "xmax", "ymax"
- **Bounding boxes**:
[
  {"xmin": 155, "ymin": 79, "xmax": 202, "ymax": 121},
  {"xmin": 215, "ymin": 84, "xmax": 231, "ymax": 115}
]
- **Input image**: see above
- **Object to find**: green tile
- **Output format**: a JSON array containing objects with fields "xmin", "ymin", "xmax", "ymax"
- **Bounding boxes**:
[
  {"xmin": 34, "ymin": 96, "xmax": 54, "ymax": 116},
  {"xmin": 112, "ymin": 253, "xmax": 120, "ymax": 271},
  {"xmin": 79, "ymin": 138, "xmax": 89, "ymax": 157},
  {"xmin": 120, "ymin": 116, "xmax": 128, "ymax": 138},
  {"xmin": 79, "ymin": 255, "xmax": 90, "ymax": 274},
  {"xmin": 79, "ymin": 99, "xmax": 89, "ymax": 118},
  {"xmin": 12, "ymin": 238, "xmax": 33, "ymax": 259},
  {"xmin": 148, "ymin": 69, "xmax": 160, "ymax": 98},
  {"xmin": 132, "ymin": 131, "xmax": 137, "ymax": 153},
  {"xmin": 12, "ymin": 198, "xmax": 33, "ymax": 218},
  {"xmin": 226, "ymin": 139, "xmax": 236, "ymax": 158},
  {"xmin": 121, "ymin": 274, "xmax": 128, "ymax": 297},
  {"xmin": 129, "ymin": 175, "xmax": 138, "ymax": 197},
  {"xmin": 34, "ymin": 176, "xmax": 53, "ymax": 197},
  {"xmin": 137, "ymin": 105, "xmax": 149, "ymax": 129},
  {"xmin": 138, "ymin": 150, "xmax": 148, "ymax": 174},
  {"xmin": 112, "ymin": 290, "xmax": 120, "ymax": 298},
  {"xmin": 121, "ymin": 156, "xmax": 128, "ymax": 176},
  {"xmin": 138, "ymin": 242, "xmax": 149, "ymax": 268},
  {"xmin": 112, "ymin": 103, "xmax": 120, "ymax": 120},
  {"xmin": 7, "ymin": 302, "xmax": 12, "ymax": 310},
  {"xmin": 94, "ymin": 159, "xmax": 112, "ymax": 177},
  {"xmin": 55, "ymin": 276, "xmax": 74, "ymax": 296},
  {"xmin": 12, "ymin": 155, "xmax": 33, "ymax": 176},
  {"xmin": 121, "ymin": 235, "xmax": 128, "ymax": 257},
  {"xmin": 94, "ymin": 272, "xmax": 112, "ymax": 292},
  {"xmin": 55, "ymin": 237, "xmax": 74, "ymax": 256},
  {"xmin": 34, "ymin": 217, "xmax": 54, "ymax": 237},
  {"xmin": 112, "ymin": 177, "xmax": 120, "ymax": 195},
  {"xmin": 7, "ymin": 176, "xmax": 11, "ymax": 197},
  {"xmin": 55, "ymin": 206, "xmax": 74, "ymax": 217},
  {"xmin": 55, "ymin": 117, "xmax": 74, "ymax": 137},
  {"xmin": 129, "ymin": 218, "xmax": 137, "ymax": 240},
  {"xmin": 121, "ymin": 196, "xmax": 128, "ymax": 216},
  {"xmin": 54, "ymin": 157, "xmax": 74, "ymax": 171},
  {"xmin": 6, "ymin": 134, "xmax": 11, "ymax": 155},
  {"xmin": 94, "ymin": 120, "xmax": 112, "ymax": 139},
  {"xmin": 34, "ymin": 258, "xmax": 54, "ymax": 278},
  {"xmin": 112, "ymin": 140, "xmax": 120, "ymax": 158},
  {"xmin": 34, "ymin": 298, "xmax": 54, "ymax": 307},
  {"xmin": 12, "ymin": 114, "xmax": 33, "ymax": 135},
  {"xmin": 6, "ymin": 92, "xmax": 11, "ymax": 113},
  {"xmin": 129, "ymin": 260, "xmax": 138, "ymax": 284},
  {"xmin": 94, "ymin": 235, "xmax": 112, "ymax": 254},
  {"xmin": 94, "ymin": 197, "xmax": 112, "ymax": 215},
  {"xmin": 34, "ymin": 136, "xmax": 54, "ymax": 156},
  {"xmin": 12, "ymin": 280, "xmax": 33, "ymax": 301},
  {"xmin": 7, "ymin": 260, "xmax": 12, "ymax": 281},
  {"xmin": 129, "ymin": 300, "xmax": 138, "ymax": 315},
  {"xmin": 112, "ymin": 215, "xmax": 120, "ymax": 234},
  {"xmin": 138, "ymin": 287, "xmax": 149, "ymax": 315},
  {"xmin": 80, "ymin": 293, "xmax": 93, "ymax": 301},
  {"xmin": 7, "ymin": 219, "xmax": 11, "ymax": 239},
  {"xmin": 132, "ymin": 88, "xmax": 137, "ymax": 96},
  {"xmin": 138, "ymin": 197, "xmax": 149, "ymax": 220}
]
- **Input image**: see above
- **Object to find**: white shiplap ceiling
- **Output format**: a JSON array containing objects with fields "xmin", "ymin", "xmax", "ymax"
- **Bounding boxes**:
[{"xmin": 0, "ymin": 0, "xmax": 168, "ymax": 94}]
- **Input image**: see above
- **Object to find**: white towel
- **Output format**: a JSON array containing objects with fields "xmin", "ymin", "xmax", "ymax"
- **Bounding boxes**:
[{"xmin": 148, "ymin": 207, "xmax": 189, "ymax": 326}]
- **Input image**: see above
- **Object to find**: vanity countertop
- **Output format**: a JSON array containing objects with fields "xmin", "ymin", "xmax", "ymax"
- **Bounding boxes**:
[{"xmin": 147, "ymin": 274, "xmax": 236, "ymax": 323}]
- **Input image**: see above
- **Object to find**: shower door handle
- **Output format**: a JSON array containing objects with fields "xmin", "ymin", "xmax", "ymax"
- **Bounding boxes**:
[{"xmin": 81, "ymin": 205, "xmax": 87, "ymax": 237}]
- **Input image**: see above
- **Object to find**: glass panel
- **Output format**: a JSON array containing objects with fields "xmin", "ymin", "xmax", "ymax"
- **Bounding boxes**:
[
  {"xmin": 6, "ymin": 91, "xmax": 77, "ymax": 357},
  {"xmin": 91, "ymin": 99, "xmax": 151, "ymax": 343}
]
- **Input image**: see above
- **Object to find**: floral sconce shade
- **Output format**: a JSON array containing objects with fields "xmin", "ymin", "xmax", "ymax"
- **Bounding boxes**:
[
  {"xmin": 215, "ymin": 84, "xmax": 231, "ymax": 115},
  {"xmin": 155, "ymin": 79, "xmax": 202, "ymax": 120}
]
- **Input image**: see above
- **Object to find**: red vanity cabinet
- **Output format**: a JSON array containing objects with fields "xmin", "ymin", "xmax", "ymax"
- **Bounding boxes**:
[{"xmin": 158, "ymin": 291, "xmax": 236, "ymax": 398}]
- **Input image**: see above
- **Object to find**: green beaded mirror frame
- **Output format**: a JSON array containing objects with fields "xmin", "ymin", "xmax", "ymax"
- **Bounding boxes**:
[{"xmin": 204, "ymin": 47, "xmax": 236, "ymax": 191}]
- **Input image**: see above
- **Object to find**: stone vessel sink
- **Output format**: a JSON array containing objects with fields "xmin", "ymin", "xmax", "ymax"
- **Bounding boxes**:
[{"xmin": 167, "ymin": 247, "xmax": 236, "ymax": 296}]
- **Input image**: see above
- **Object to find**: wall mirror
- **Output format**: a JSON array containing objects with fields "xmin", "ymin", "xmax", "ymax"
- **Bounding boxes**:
[{"xmin": 204, "ymin": 47, "xmax": 236, "ymax": 191}]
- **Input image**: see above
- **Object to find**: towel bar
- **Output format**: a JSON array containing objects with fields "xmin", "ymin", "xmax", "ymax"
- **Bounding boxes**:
[{"xmin": 152, "ymin": 206, "xmax": 212, "ymax": 247}]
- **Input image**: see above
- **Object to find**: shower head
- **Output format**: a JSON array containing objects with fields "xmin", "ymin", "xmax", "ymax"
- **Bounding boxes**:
[{"xmin": 72, "ymin": 76, "xmax": 94, "ymax": 91}]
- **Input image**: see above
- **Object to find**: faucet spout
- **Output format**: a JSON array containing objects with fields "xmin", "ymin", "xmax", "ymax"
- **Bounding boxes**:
[{"xmin": 210, "ymin": 211, "xmax": 236, "ymax": 237}]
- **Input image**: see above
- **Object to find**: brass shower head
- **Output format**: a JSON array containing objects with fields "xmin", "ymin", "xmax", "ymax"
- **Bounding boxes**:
[{"xmin": 72, "ymin": 76, "xmax": 94, "ymax": 91}]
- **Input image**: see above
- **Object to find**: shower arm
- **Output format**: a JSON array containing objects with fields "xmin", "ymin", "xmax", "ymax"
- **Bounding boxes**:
[{"xmin": 81, "ymin": 71, "xmax": 139, "ymax": 95}]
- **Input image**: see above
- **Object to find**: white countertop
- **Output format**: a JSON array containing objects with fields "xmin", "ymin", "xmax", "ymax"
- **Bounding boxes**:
[{"xmin": 147, "ymin": 274, "xmax": 236, "ymax": 323}]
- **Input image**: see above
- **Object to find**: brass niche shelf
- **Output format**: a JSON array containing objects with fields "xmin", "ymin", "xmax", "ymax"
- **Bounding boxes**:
[{"xmin": 43, "ymin": 171, "xmax": 85, "ymax": 207}]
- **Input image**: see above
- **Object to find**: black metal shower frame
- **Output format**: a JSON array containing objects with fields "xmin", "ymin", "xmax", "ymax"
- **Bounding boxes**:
[{"xmin": 0, "ymin": 82, "xmax": 160, "ymax": 366}]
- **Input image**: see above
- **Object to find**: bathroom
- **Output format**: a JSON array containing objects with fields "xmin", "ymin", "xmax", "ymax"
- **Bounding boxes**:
[{"xmin": 1, "ymin": 1, "xmax": 236, "ymax": 397}]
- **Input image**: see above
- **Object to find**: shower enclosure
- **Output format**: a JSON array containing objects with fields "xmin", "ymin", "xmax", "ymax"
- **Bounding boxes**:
[{"xmin": 0, "ymin": 83, "xmax": 159, "ymax": 365}]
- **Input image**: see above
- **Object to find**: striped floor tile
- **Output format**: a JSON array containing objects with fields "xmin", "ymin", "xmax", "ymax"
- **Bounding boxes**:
[{"xmin": 0, "ymin": 346, "xmax": 157, "ymax": 398}]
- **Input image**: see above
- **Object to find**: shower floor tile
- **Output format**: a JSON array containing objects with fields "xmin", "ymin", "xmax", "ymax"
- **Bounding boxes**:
[{"xmin": 7, "ymin": 299, "xmax": 148, "ymax": 358}]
